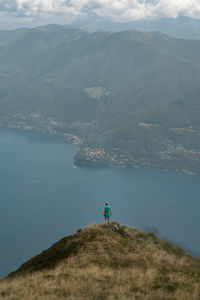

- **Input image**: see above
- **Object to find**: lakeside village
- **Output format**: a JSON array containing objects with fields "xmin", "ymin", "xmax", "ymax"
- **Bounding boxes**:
[
  {"xmin": 74, "ymin": 146, "xmax": 142, "ymax": 168},
  {"xmin": 2, "ymin": 114, "xmax": 200, "ymax": 174}
]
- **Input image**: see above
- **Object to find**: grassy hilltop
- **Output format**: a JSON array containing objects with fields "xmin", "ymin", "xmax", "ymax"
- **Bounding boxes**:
[{"xmin": 1, "ymin": 223, "xmax": 200, "ymax": 299}]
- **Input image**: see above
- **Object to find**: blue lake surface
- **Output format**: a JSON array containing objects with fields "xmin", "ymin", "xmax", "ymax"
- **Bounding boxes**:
[{"xmin": 0, "ymin": 128, "xmax": 200, "ymax": 277}]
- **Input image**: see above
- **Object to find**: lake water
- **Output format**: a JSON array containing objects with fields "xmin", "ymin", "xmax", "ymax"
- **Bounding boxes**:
[{"xmin": 0, "ymin": 128, "xmax": 200, "ymax": 277}]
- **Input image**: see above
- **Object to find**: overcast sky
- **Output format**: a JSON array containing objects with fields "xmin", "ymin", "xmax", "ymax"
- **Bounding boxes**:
[{"xmin": 1, "ymin": 0, "xmax": 200, "ymax": 28}]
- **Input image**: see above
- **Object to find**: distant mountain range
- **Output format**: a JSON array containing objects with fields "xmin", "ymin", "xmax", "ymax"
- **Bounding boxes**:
[
  {"xmin": 70, "ymin": 16, "xmax": 200, "ymax": 39},
  {"xmin": 1, "ymin": 16, "xmax": 200, "ymax": 40},
  {"xmin": 0, "ymin": 25, "xmax": 200, "ymax": 173}
]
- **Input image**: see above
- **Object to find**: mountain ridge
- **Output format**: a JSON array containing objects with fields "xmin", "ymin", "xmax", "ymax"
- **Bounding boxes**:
[{"xmin": 70, "ymin": 16, "xmax": 200, "ymax": 39}]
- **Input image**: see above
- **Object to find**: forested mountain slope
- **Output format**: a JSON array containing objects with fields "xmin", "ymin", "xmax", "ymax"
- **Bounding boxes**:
[{"xmin": 0, "ymin": 25, "xmax": 200, "ymax": 172}]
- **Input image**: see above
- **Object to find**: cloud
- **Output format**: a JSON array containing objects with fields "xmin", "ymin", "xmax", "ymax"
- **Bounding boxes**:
[{"xmin": 0, "ymin": 0, "xmax": 200, "ymax": 21}]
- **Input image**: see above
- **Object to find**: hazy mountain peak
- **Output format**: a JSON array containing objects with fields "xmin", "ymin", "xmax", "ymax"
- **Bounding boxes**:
[{"xmin": 70, "ymin": 16, "xmax": 200, "ymax": 39}]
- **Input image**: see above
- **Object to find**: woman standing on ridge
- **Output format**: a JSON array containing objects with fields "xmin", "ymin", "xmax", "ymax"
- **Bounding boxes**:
[{"xmin": 104, "ymin": 202, "xmax": 112, "ymax": 224}]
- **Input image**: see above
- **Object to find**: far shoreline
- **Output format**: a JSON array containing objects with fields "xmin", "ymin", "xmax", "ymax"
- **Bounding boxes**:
[{"xmin": 0, "ymin": 122, "xmax": 199, "ymax": 177}]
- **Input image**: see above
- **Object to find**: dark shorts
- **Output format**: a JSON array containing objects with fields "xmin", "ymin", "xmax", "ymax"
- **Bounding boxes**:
[{"xmin": 105, "ymin": 214, "xmax": 110, "ymax": 219}]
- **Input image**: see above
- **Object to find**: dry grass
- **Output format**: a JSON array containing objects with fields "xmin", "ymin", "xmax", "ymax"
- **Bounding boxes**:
[{"xmin": 1, "ymin": 223, "xmax": 200, "ymax": 300}]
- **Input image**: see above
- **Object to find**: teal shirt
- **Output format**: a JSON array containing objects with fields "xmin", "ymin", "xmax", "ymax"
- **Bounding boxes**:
[{"xmin": 104, "ymin": 205, "xmax": 111, "ymax": 216}]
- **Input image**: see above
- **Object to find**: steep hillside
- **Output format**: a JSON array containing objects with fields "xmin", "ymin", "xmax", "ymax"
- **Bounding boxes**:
[
  {"xmin": 0, "ymin": 25, "xmax": 200, "ymax": 172},
  {"xmin": 1, "ymin": 223, "xmax": 200, "ymax": 299}
]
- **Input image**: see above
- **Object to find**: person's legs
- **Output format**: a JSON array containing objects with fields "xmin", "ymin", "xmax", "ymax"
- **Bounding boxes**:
[{"xmin": 108, "ymin": 217, "xmax": 110, "ymax": 224}]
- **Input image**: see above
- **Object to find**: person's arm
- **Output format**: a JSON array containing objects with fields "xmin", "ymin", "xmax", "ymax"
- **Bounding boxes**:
[
  {"xmin": 110, "ymin": 209, "xmax": 112, "ymax": 216},
  {"xmin": 104, "ymin": 209, "xmax": 105, "ymax": 216}
]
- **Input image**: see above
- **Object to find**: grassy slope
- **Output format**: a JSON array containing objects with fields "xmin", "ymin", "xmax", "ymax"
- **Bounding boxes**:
[{"xmin": 1, "ymin": 223, "xmax": 200, "ymax": 299}]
